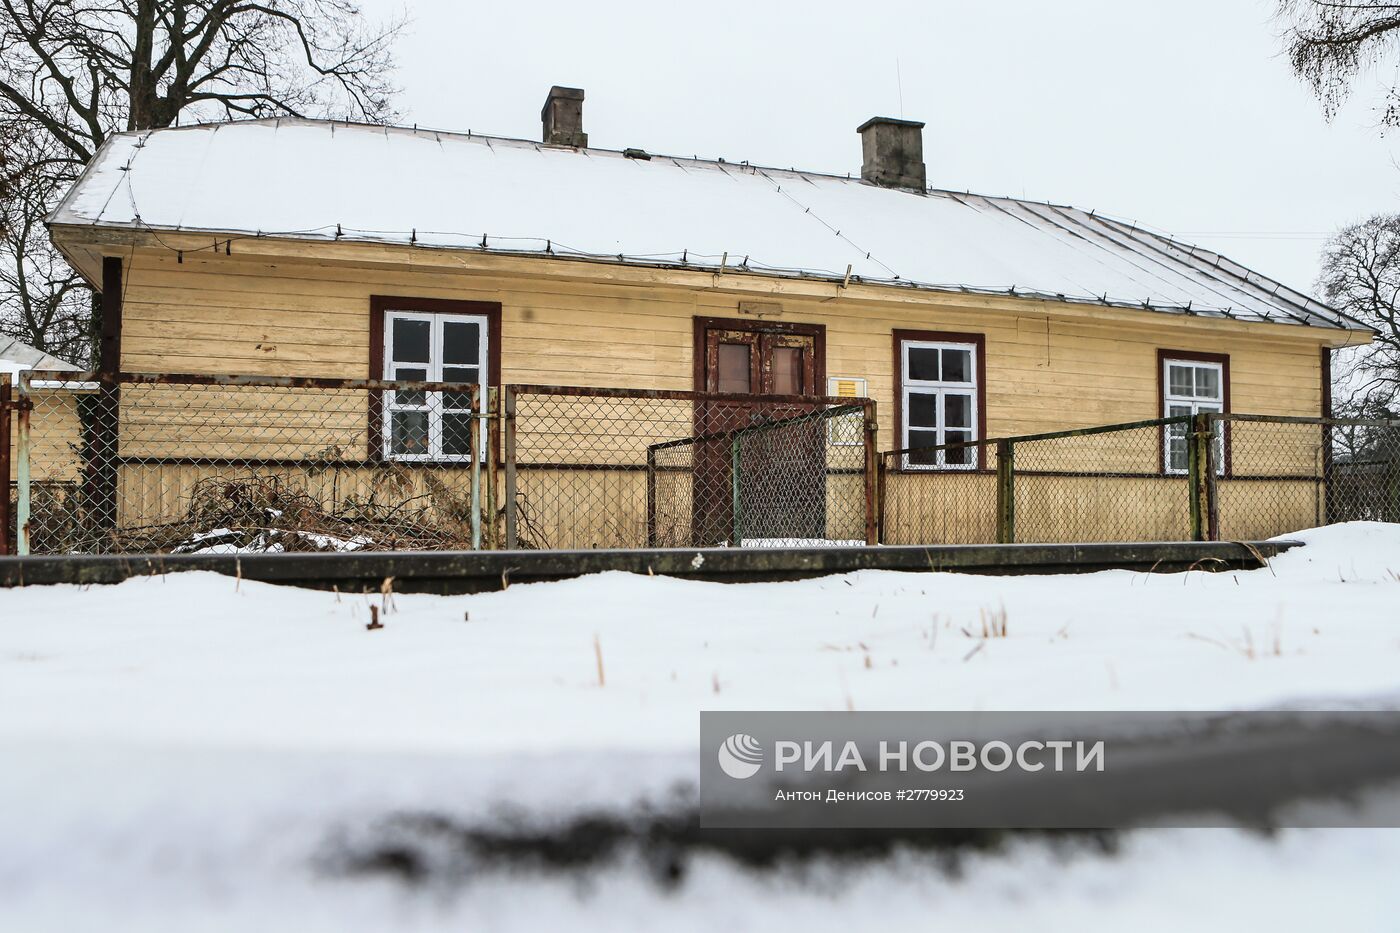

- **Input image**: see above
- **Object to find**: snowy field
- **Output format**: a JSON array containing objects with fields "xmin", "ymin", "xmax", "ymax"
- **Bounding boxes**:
[{"xmin": 1, "ymin": 523, "xmax": 1399, "ymax": 930}]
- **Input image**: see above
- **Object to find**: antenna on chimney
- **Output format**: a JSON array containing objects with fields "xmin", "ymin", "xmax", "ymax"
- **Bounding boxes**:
[{"xmin": 896, "ymin": 57, "xmax": 905, "ymax": 119}]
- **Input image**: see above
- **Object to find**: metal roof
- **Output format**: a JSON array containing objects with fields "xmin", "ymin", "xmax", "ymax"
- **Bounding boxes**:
[
  {"xmin": 0, "ymin": 336, "xmax": 80, "ymax": 373},
  {"xmin": 49, "ymin": 117, "xmax": 1365, "ymax": 333}
]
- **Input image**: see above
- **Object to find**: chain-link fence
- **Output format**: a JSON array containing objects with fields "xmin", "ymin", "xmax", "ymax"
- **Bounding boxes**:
[
  {"xmin": 504, "ymin": 386, "xmax": 876, "ymax": 549},
  {"xmin": 1011, "ymin": 419, "xmax": 1194, "ymax": 543},
  {"xmin": 1216, "ymin": 414, "xmax": 1400, "ymax": 539},
  {"xmin": 878, "ymin": 438, "xmax": 1001, "ymax": 545},
  {"xmin": 6, "ymin": 371, "xmax": 495, "ymax": 555},
  {"xmin": 878, "ymin": 413, "xmax": 1400, "ymax": 545},
  {"xmin": 6, "ymin": 372, "xmax": 1395, "ymax": 555}
]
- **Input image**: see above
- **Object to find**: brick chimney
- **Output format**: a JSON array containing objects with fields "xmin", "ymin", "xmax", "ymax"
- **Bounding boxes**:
[
  {"xmin": 856, "ymin": 117, "xmax": 926, "ymax": 191},
  {"xmin": 542, "ymin": 86, "xmax": 587, "ymax": 147}
]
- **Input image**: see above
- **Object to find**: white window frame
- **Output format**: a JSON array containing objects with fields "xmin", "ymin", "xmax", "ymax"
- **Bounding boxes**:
[
  {"xmin": 382, "ymin": 309, "xmax": 489, "ymax": 462},
  {"xmin": 900, "ymin": 339, "xmax": 979, "ymax": 471},
  {"xmin": 1162, "ymin": 357, "xmax": 1224, "ymax": 475}
]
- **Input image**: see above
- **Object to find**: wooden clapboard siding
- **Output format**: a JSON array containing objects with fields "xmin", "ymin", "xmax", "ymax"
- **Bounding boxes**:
[
  {"xmin": 880, "ymin": 472, "xmax": 999, "ymax": 545},
  {"xmin": 16, "ymin": 387, "xmax": 87, "ymax": 484},
  {"xmin": 85, "ymin": 240, "xmax": 1347, "ymax": 544},
  {"xmin": 115, "ymin": 245, "xmax": 1333, "ymax": 452}
]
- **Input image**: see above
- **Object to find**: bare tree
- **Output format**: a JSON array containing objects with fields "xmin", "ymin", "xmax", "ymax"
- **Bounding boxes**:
[
  {"xmin": 1318, "ymin": 215, "xmax": 1400, "ymax": 420},
  {"xmin": 0, "ymin": 0, "xmax": 402, "ymax": 364},
  {"xmin": 1279, "ymin": 0, "xmax": 1400, "ymax": 126}
]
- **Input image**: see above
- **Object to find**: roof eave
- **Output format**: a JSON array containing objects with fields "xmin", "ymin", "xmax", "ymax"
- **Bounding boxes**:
[{"xmin": 49, "ymin": 220, "xmax": 1371, "ymax": 338}]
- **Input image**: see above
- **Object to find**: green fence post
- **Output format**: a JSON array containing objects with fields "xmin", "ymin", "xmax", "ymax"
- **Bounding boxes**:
[
  {"xmin": 1186, "ymin": 413, "xmax": 1205, "ymax": 542},
  {"xmin": 645, "ymin": 445, "xmax": 657, "ymax": 548},
  {"xmin": 730, "ymin": 433, "xmax": 742, "ymax": 547},
  {"xmin": 503, "ymin": 387, "xmax": 518, "ymax": 550},
  {"xmin": 995, "ymin": 439, "xmax": 1015, "ymax": 544}
]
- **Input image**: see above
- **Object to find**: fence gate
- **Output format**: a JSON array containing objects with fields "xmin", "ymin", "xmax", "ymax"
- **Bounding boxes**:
[{"xmin": 504, "ymin": 386, "xmax": 877, "ymax": 550}]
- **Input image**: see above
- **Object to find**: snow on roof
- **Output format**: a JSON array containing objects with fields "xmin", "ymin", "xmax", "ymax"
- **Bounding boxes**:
[
  {"xmin": 0, "ymin": 336, "xmax": 80, "ymax": 377},
  {"xmin": 51, "ymin": 117, "xmax": 1360, "ymax": 331}
]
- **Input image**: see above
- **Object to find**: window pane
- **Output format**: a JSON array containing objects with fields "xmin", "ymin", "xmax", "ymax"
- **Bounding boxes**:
[
  {"xmin": 442, "ymin": 366, "xmax": 479, "ymax": 410},
  {"xmin": 390, "ymin": 411, "xmax": 429, "ymax": 456},
  {"xmin": 442, "ymin": 413, "xmax": 473, "ymax": 457},
  {"xmin": 908, "ymin": 347, "xmax": 939, "ymax": 382},
  {"xmin": 443, "ymin": 321, "xmax": 480, "ymax": 365},
  {"xmin": 1167, "ymin": 364, "xmax": 1193, "ymax": 397},
  {"xmin": 771, "ymin": 346, "xmax": 801, "ymax": 395},
  {"xmin": 443, "ymin": 366, "xmax": 479, "ymax": 382},
  {"xmin": 443, "ymin": 391, "xmax": 473, "ymax": 410},
  {"xmin": 1169, "ymin": 440, "xmax": 1190, "ymax": 472},
  {"xmin": 717, "ymin": 343, "xmax": 752, "ymax": 394},
  {"xmin": 392, "ymin": 318, "xmax": 430, "ymax": 363},
  {"xmin": 1168, "ymin": 404, "xmax": 1191, "ymax": 418},
  {"xmin": 944, "ymin": 430, "xmax": 971, "ymax": 465},
  {"xmin": 1195, "ymin": 366, "xmax": 1220, "ymax": 400},
  {"xmin": 394, "ymin": 366, "xmax": 427, "ymax": 406},
  {"xmin": 941, "ymin": 348, "xmax": 972, "ymax": 383},
  {"xmin": 944, "ymin": 394, "xmax": 971, "ymax": 429},
  {"xmin": 908, "ymin": 392, "xmax": 938, "ymax": 428},
  {"xmin": 907, "ymin": 429, "xmax": 939, "ymax": 464}
]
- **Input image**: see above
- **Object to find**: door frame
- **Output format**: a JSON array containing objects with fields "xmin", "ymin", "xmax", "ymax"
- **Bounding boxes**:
[
  {"xmin": 692, "ymin": 316, "xmax": 827, "ymax": 396},
  {"xmin": 689, "ymin": 316, "xmax": 828, "ymax": 545}
]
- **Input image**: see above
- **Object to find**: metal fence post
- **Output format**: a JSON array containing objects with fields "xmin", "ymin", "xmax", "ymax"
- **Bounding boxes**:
[
  {"xmin": 644, "ymin": 445, "xmax": 657, "ymax": 548},
  {"xmin": 995, "ymin": 438, "xmax": 1015, "ymax": 544},
  {"xmin": 503, "ymin": 386, "xmax": 518, "ymax": 549},
  {"xmin": 15, "ymin": 372, "xmax": 32, "ymax": 555},
  {"xmin": 485, "ymin": 387, "xmax": 498, "ymax": 549},
  {"xmin": 730, "ymin": 433, "xmax": 743, "ymax": 547},
  {"xmin": 1202, "ymin": 413, "xmax": 1221, "ymax": 541},
  {"xmin": 1187, "ymin": 416, "xmax": 1204, "ymax": 542},
  {"xmin": 863, "ymin": 401, "xmax": 879, "ymax": 546},
  {"xmin": 0, "ymin": 374, "xmax": 10, "ymax": 556},
  {"xmin": 875, "ymin": 455, "xmax": 887, "ymax": 546},
  {"xmin": 470, "ymin": 384, "xmax": 482, "ymax": 551}
]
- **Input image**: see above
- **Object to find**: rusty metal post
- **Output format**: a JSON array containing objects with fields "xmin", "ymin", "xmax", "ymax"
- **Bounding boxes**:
[
  {"xmin": 876, "ymin": 455, "xmax": 887, "ymax": 545},
  {"xmin": 863, "ymin": 401, "xmax": 879, "ymax": 546},
  {"xmin": 1203, "ymin": 413, "xmax": 1221, "ymax": 542},
  {"xmin": 470, "ymin": 384, "xmax": 482, "ymax": 550},
  {"xmin": 503, "ymin": 386, "xmax": 518, "ymax": 549},
  {"xmin": 485, "ymin": 387, "xmax": 498, "ymax": 549},
  {"xmin": 730, "ymin": 434, "xmax": 743, "ymax": 547},
  {"xmin": 1186, "ymin": 416, "xmax": 1204, "ymax": 542},
  {"xmin": 0, "ymin": 374, "xmax": 11, "ymax": 556},
  {"xmin": 15, "ymin": 372, "xmax": 32, "ymax": 555},
  {"xmin": 995, "ymin": 438, "xmax": 1015, "ymax": 544}
]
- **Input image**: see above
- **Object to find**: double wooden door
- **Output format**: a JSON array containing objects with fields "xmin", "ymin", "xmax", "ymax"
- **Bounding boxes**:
[{"xmin": 693, "ymin": 320, "xmax": 826, "ymax": 545}]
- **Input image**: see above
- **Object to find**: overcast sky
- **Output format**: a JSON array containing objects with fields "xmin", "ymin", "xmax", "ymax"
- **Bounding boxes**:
[{"xmin": 363, "ymin": 0, "xmax": 1397, "ymax": 295}]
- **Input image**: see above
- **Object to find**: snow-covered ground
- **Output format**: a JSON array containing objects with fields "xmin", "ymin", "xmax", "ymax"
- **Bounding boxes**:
[{"xmin": 2, "ymin": 523, "xmax": 1399, "ymax": 930}]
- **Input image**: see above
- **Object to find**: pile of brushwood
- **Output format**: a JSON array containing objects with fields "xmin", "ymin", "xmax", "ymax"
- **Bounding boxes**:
[{"xmin": 113, "ymin": 474, "xmax": 475, "ymax": 554}]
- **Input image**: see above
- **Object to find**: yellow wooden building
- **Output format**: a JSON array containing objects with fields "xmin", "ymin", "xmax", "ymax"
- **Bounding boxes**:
[{"xmin": 42, "ymin": 87, "xmax": 1372, "ymax": 549}]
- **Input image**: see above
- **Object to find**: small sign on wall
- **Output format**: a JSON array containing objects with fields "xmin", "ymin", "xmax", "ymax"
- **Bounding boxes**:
[
  {"xmin": 737, "ymin": 300, "xmax": 783, "ymax": 318},
  {"xmin": 828, "ymin": 376, "xmax": 867, "ymax": 399},
  {"xmin": 826, "ymin": 376, "xmax": 867, "ymax": 445}
]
